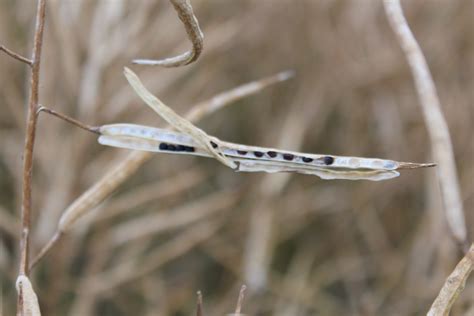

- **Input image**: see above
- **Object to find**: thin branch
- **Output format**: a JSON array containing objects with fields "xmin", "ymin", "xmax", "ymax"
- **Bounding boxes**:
[
  {"xmin": 427, "ymin": 244, "xmax": 474, "ymax": 316},
  {"xmin": 132, "ymin": 0, "xmax": 203, "ymax": 67},
  {"xmin": 383, "ymin": 0, "xmax": 467, "ymax": 247},
  {"xmin": 37, "ymin": 106, "xmax": 101, "ymax": 135},
  {"xmin": 28, "ymin": 231, "xmax": 62, "ymax": 270},
  {"xmin": 19, "ymin": 0, "xmax": 46, "ymax": 277},
  {"xmin": 0, "ymin": 45, "xmax": 33, "ymax": 66},
  {"xmin": 16, "ymin": 0, "xmax": 46, "ymax": 314}
]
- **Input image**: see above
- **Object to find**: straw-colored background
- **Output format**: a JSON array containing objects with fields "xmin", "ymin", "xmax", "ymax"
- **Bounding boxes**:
[{"xmin": 0, "ymin": 0, "xmax": 472, "ymax": 315}]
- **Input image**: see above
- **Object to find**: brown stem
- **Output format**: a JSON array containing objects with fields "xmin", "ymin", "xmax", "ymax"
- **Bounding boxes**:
[
  {"xmin": 29, "ymin": 231, "xmax": 62, "ymax": 270},
  {"xmin": 16, "ymin": 1, "xmax": 46, "ymax": 314},
  {"xmin": 19, "ymin": 0, "xmax": 46, "ymax": 277},
  {"xmin": 0, "ymin": 45, "xmax": 33, "ymax": 66},
  {"xmin": 38, "ymin": 106, "xmax": 101, "ymax": 135}
]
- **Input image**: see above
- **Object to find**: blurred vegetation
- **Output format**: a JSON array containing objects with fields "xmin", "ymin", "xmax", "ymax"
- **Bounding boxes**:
[{"xmin": 0, "ymin": 0, "xmax": 472, "ymax": 315}]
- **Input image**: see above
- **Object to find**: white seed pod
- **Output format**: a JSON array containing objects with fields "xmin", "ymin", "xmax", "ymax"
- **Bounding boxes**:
[{"xmin": 96, "ymin": 68, "xmax": 435, "ymax": 181}]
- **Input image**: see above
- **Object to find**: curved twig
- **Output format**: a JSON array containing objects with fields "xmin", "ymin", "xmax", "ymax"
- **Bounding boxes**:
[
  {"xmin": 37, "ymin": 106, "xmax": 101, "ymax": 134},
  {"xmin": 383, "ymin": 0, "xmax": 467, "ymax": 247},
  {"xmin": 0, "ymin": 45, "xmax": 32, "ymax": 66},
  {"xmin": 28, "ymin": 231, "xmax": 62, "ymax": 270},
  {"xmin": 132, "ymin": 0, "xmax": 203, "ymax": 67},
  {"xmin": 427, "ymin": 244, "xmax": 474, "ymax": 316}
]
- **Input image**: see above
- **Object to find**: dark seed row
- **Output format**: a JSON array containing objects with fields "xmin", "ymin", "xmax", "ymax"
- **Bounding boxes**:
[
  {"xmin": 233, "ymin": 148, "xmax": 334, "ymax": 165},
  {"xmin": 158, "ymin": 138, "xmax": 336, "ymax": 167},
  {"xmin": 159, "ymin": 142, "xmax": 195, "ymax": 152}
]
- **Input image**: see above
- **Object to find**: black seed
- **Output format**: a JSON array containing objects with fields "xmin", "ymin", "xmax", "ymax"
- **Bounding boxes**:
[
  {"xmin": 237, "ymin": 150, "xmax": 248, "ymax": 155},
  {"xmin": 323, "ymin": 156, "xmax": 334, "ymax": 165},
  {"xmin": 267, "ymin": 151, "xmax": 277, "ymax": 158},
  {"xmin": 159, "ymin": 143, "xmax": 169, "ymax": 150},
  {"xmin": 254, "ymin": 151, "xmax": 264, "ymax": 157},
  {"xmin": 176, "ymin": 145, "xmax": 186, "ymax": 151},
  {"xmin": 283, "ymin": 153, "xmax": 294, "ymax": 161},
  {"xmin": 184, "ymin": 146, "xmax": 195, "ymax": 152},
  {"xmin": 210, "ymin": 141, "xmax": 218, "ymax": 148},
  {"xmin": 302, "ymin": 157, "xmax": 313, "ymax": 163},
  {"xmin": 168, "ymin": 144, "xmax": 177, "ymax": 151}
]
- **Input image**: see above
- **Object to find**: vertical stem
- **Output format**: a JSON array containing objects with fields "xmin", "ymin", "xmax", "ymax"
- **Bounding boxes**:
[
  {"xmin": 383, "ymin": 0, "xmax": 467, "ymax": 248},
  {"xmin": 19, "ymin": 0, "xmax": 46, "ymax": 277},
  {"xmin": 17, "ymin": 1, "xmax": 47, "ymax": 314}
]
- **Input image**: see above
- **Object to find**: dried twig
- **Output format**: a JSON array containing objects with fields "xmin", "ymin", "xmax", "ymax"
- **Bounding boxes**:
[
  {"xmin": 19, "ymin": 0, "xmax": 46, "ymax": 277},
  {"xmin": 383, "ymin": 0, "xmax": 467, "ymax": 247},
  {"xmin": 28, "ymin": 231, "xmax": 61, "ymax": 270},
  {"xmin": 427, "ymin": 244, "xmax": 474, "ymax": 316},
  {"xmin": 132, "ymin": 0, "xmax": 203, "ymax": 67},
  {"xmin": 0, "ymin": 45, "xmax": 33, "ymax": 66},
  {"xmin": 37, "ymin": 106, "xmax": 100, "ymax": 134},
  {"xmin": 14, "ymin": 1, "xmax": 47, "ymax": 312}
]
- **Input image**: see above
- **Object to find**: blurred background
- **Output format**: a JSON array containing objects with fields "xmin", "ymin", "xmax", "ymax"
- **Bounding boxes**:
[{"xmin": 0, "ymin": 0, "xmax": 473, "ymax": 315}]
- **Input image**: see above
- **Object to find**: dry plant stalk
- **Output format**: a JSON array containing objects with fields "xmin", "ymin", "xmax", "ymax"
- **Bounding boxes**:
[
  {"xmin": 133, "ymin": 0, "xmax": 203, "ymax": 66},
  {"xmin": 30, "ymin": 69, "xmax": 293, "ymax": 269},
  {"xmin": 383, "ymin": 0, "xmax": 467, "ymax": 247},
  {"xmin": 427, "ymin": 244, "xmax": 474, "ymax": 316},
  {"xmin": 0, "ymin": 45, "xmax": 32, "ymax": 65},
  {"xmin": 0, "ymin": 0, "xmax": 474, "ymax": 315},
  {"xmin": 18, "ymin": 0, "xmax": 46, "ymax": 277},
  {"xmin": 0, "ymin": 0, "xmax": 48, "ymax": 314}
]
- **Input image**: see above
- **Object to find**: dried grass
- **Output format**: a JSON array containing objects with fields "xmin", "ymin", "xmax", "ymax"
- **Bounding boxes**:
[{"xmin": 1, "ymin": 0, "xmax": 472, "ymax": 315}]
